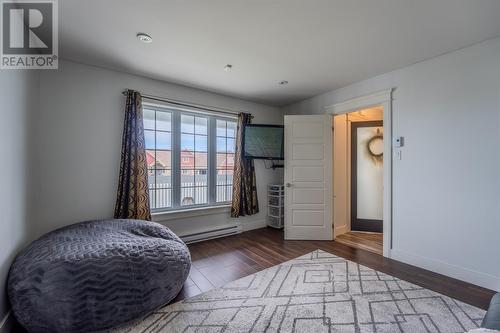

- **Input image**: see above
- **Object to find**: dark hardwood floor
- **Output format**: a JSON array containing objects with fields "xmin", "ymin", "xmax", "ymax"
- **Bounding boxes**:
[
  {"xmin": 173, "ymin": 227, "xmax": 495, "ymax": 310},
  {"xmin": 335, "ymin": 231, "xmax": 383, "ymax": 255}
]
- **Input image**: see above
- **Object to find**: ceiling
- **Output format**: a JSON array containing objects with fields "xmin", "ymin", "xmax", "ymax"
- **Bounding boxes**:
[{"xmin": 59, "ymin": 0, "xmax": 500, "ymax": 106}]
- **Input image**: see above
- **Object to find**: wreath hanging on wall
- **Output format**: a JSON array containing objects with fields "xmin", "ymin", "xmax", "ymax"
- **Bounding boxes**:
[{"xmin": 366, "ymin": 129, "xmax": 383, "ymax": 164}]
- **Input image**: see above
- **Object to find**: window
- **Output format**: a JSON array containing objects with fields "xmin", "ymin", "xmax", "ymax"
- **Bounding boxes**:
[
  {"xmin": 144, "ymin": 104, "xmax": 236, "ymax": 212},
  {"xmin": 216, "ymin": 119, "xmax": 236, "ymax": 202}
]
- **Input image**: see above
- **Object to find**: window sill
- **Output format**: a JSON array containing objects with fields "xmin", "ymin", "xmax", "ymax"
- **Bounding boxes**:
[{"xmin": 151, "ymin": 204, "xmax": 232, "ymax": 222}]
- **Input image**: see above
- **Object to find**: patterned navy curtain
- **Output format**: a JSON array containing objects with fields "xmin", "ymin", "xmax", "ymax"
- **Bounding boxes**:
[
  {"xmin": 114, "ymin": 90, "xmax": 151, "ymax": 220},
  {"xmin": 231, "ymin": 113, "xmax": 259, "ymax": 217}
]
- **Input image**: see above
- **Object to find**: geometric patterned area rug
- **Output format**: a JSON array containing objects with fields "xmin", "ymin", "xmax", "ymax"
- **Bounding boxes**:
[{"xmin": 109, "ymin": 250, "xmax": 485, "ymax": 333}]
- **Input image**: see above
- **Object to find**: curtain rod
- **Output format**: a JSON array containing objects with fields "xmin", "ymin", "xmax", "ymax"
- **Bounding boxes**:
[{"xmin": 121, "ymin": 89, "xmax": 247, "ymax": 118}]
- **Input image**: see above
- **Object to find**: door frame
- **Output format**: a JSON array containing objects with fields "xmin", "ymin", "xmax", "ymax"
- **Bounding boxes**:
[
  {"xmin": 351, "ymin": 120, "xmax": 383, "ymax": 233},
  {"xmin": 325, "ymin": 89, "xmax": 393, "ymax": 258}
]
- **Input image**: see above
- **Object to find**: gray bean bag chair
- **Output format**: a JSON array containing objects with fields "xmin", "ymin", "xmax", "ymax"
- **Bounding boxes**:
[{"xmin": 8, "ymin": 219, "xmax": 191, "ymax": 333}]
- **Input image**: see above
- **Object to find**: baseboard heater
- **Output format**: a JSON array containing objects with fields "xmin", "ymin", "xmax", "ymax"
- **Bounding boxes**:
[{"xmin": 181, "ymin": 224, "xmax": 242, "ymax": 244}]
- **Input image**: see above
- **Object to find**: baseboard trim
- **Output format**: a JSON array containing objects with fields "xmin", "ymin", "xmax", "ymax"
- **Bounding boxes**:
[
  {"xmin": 391, "ymin": 249, "xmax": 500, "ymax": 292},
  {"xmin": 0, "ymin": 311, "xmax": 13, "ymax": 333}
]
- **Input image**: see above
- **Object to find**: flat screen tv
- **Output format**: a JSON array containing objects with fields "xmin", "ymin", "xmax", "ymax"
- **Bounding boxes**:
[{"xmin": 243, "ymin": 124, "xmax": 284, "ymax": 160}]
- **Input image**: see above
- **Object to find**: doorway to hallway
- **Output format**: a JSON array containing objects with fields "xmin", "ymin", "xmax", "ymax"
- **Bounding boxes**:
[{"xmin": 332, "ymin": 107, "xmax": 384, "ymax": 254}]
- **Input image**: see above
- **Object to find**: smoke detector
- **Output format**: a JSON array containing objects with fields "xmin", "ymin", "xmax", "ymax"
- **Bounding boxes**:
[{"xmin": 136, "ymin": 33, "xmax": 153, "ymax": 43}]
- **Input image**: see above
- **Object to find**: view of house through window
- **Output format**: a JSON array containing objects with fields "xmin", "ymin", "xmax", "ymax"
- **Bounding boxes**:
[{"xmin": 144, "ymin": 104, "xmax": 236, "ymax": 211}]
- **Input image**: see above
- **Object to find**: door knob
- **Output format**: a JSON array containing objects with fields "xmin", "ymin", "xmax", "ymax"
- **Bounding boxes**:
[{"xmin": 286, "ymin": 183, "xmax": 293, "ymax": 187}]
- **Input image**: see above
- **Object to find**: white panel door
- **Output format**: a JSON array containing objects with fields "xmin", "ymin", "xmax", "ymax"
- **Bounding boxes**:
[{"xmin": 284, "ymin": 115, "xmax": 332, "ymax": 240}]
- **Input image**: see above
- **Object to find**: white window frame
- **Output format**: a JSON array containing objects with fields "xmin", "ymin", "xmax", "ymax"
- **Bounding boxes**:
[{"xmin": 143, "ymin": 102, "xmax": 237, "ymax": 214}]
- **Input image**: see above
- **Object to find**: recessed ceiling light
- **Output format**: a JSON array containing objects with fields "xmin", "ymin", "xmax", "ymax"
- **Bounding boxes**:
[
  {"xmin": 136, "ymin": 33, "xmax": 152, "ymax": 43},
  {"xmin": 223, "ymin": 64, "xmax": 232, "ymax": 72},
  {"xmin": 278, "ymin": 80, "xmax": 289, "ymax": 85}
]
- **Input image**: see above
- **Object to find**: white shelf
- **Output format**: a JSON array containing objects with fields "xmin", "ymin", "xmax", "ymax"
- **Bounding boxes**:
[{"xmin": 267, "ymin": 184, "xmax": 284, "ymax": 229}]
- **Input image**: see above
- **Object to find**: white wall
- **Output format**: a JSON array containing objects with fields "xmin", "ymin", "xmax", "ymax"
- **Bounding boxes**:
[
  {"xmin": 0, "ymin": 71, "xmax": 39, "ymax": 323},
  {"xmin": 283, "ymin": 37, "xmax": 500, "ymax": 291},
  {"xmin": 33, "ymin": 60, "xmax": 283, "ymax": 239}
]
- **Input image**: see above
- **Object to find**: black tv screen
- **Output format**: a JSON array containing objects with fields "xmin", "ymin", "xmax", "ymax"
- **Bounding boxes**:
[{"xmin": 243, "ymin": 124, "xmax": 284, "ymax": 160}]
